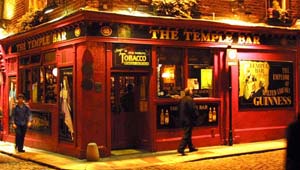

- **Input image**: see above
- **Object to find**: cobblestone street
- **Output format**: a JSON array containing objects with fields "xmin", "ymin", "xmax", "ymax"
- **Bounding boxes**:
[
  {"xmin": 0, "ymin": 152, "xmax": 56, "ymax": 170},
  {"xmin": 0, "ymin": 149, "xmax": 286, "ymax": 170},
  {"xmin": 130, "ymin": 150, "xmax": 285, "ymax": 170}
]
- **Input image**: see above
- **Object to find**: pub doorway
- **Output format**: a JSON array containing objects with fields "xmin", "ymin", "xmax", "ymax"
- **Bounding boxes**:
[{"xmin": 110, "ymin": 72, "xmax": 149, "ymax": 150}]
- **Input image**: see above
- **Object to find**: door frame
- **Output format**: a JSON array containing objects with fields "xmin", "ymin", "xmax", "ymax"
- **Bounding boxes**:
[{"xmin": 110, "ymin": 70, "xmax": 150, "ymax": 150}]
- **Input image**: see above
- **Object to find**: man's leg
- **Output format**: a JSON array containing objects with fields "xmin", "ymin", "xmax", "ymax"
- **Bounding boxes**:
[
  {"xmin": 15, "ymin": 125, "xmax": 22, "ymax": 151},
  {"xmin": 178, "ymin": 126, "xmax": 192, "ymax": 155},
  {"xmin": 187, "ymin": 126, "xmax": 197, "ymax": 152},
  {"xmin": 19, "ymin": 125, "xmax": 27, "ymax": 151}
]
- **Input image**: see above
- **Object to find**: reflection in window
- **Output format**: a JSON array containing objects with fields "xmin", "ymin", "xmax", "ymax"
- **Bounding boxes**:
[
  {"xmin": 157, "ymin": 47, "xmax": 183, "ymax": 98},
  {"xmin": 19, "ymin": 54, "xmax": 57, "ymax": 103},
  {"xmin": 188, "ymin": 49, "xmax": 214, "ymax": 97}
]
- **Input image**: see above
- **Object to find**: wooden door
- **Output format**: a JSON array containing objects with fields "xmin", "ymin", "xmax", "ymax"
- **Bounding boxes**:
[{"xmin": 111, "ymin": 73, "xmax": 149, "ymax": 149}]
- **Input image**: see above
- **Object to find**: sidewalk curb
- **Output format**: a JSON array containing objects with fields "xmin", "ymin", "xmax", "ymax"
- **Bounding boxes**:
[
  {"xmin": 0, "ymin": 140, "xmax": 286, "ymax": 170},
  {"xmin": 188, "ymin": 148, "xmax": 285, "ymax": 162}
]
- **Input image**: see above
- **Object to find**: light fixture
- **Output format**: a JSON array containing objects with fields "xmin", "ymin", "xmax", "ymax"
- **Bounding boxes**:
[
  {"xmin": 226, "ymin": 46, "xmax": 238, "ymax": 66},
  {"xmin": 52, "ymin": 67, "xmax": 58, "ymax": 77},
  {"xmin": 43, "ymin": 0, "xmax": 58, "ymax": 14}
]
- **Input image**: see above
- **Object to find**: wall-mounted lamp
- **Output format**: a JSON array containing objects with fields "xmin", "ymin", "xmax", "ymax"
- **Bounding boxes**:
[
  {"xmin": 226, "ymin": 46, "xmax": 238, "ymax": 66},
  {"xmin": 43, "ymin": 0, "xmax": 58, "ymax": 14},
  {"xmin": 52, "ymin": 67, "xmax": 58, "ymax": 77}
]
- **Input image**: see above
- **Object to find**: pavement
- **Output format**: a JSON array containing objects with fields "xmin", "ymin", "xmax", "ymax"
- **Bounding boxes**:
[{"xmin": 0, "ymin": 139, "xmax": 286, "ymax": 170}]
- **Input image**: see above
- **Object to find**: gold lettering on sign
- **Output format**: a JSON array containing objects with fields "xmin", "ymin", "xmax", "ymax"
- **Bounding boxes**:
[
  {"xmin": 238, "ymin": 35, "xmax": 260, "ymax": 45},
  {"xmin": 253, "ymin": 96, "xmax": 292, "ymax": 106},
  {"xmin": 16, "ymin": 42, "xmax": 26, "ymax": 52},
  {"xmin": 53, "ymin": 31, "xmax": 67, "ymax": 43},
  {"xmin": 115, "ymin": 48, "xmax": 150, "ymax": 66},
  {"xmin": 150, "ymin": 28, "xmax": 260, "ymax": 45},
  {"xmin": 27, "ymin": 35, "xmax": 51, "ymax": 49}
]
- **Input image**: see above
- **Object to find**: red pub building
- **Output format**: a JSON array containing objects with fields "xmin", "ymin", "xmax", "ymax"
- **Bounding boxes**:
[{"xmin": 0, "ymin": 0, "xmax": 299, "ymax": 158}]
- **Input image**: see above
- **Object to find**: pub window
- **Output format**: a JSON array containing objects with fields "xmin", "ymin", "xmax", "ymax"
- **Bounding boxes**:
[
  {"xmin": 19, "ymin": 53, "xmax": 57, "ymax": 104},
  {"xmin": 188, "ymin": 49, "xmax": 214, "ymax": 97},
  {"xmin": 157, "ymin": 47, "xmax": 184, "ymax": 98},
  {"xmin": 19, "ymin": 56, "xmax": 30, "ymax": 66},
  {"xmin": 59, "ymin": 67, "xmax": 74, "ymax": 142}
]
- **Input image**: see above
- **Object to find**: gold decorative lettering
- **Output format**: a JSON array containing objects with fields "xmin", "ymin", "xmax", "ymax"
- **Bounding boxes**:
[
  {"xmin": 159, "ymin": 30, "xmax": 170, "ymax": 40},
  {"xmin": 253, "ymin": 36, "xmax": 260, "ymax": 44},
  {"xmin": 170, "ymin": 30, "xmax": 179, "ymax": 40},
  {"xmin": 201, "ymin": 32, "xmax": 211, "ymax": 42},
  {"xmin": 183, "ymin": 31, "xmax": 192, "ymax": 41},
  {"xmin": 149, "ymin": 29, "xmax": 159, "ymax": 39}
]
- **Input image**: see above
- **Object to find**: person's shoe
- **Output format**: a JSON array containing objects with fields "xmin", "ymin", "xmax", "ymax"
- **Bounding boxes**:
[
  {"xmin": 177, "ymin": 149, "xmax": 186, "ymax": 156},
  {"xmin": 18, "ymin": 149, "xmax": 25, "ymax": 153},
  {"xmin": 189, "ymin": 148, "xmax": 198, "ymax": 152}
]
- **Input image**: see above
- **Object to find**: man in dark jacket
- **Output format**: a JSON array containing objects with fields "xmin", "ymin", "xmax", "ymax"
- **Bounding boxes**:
[
  {"xmin": 286, "ymin": 114, "xmax": 300, "ymax": 170},
  {"xmin": 12, "ymin": 93, "xmax": 32, "ymax": 152},
  {"xmin": 177, "ymin": 88, "xmax": 199, "ymax": 155}
]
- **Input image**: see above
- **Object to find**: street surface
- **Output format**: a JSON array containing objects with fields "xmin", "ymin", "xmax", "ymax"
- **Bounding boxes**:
[
  {"xmin": 130, "ymin": 150, "xmax": 285, "ymax": 170},
  {"xmin": 0, "ymin": 152, "xmax": 56, "ymax": 170},
  {"xmin": 0, "ymin": 150, "xmax": 285, "ymax": 170}
]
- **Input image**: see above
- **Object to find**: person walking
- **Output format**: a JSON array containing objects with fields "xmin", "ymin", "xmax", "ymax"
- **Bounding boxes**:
[
  {"xmin": 286, "ymin": 114, "xmax": 300, "ymax": 170},
  {"xmin": 177, "ymin": 88, "xmax": 199, "ymax": 156},
  {"xmin": 12, "ymin": 93, "xmax": 32, "ymax": 152}
]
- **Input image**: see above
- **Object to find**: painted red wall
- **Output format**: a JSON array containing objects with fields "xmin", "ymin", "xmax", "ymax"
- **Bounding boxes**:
[
  {"xmin": 74, "ymin": 42, "xmax": 108, "ymax": 158},
  {"xmin": 231, "ymin": 50, "xmax": 297, "ymax": 143}
]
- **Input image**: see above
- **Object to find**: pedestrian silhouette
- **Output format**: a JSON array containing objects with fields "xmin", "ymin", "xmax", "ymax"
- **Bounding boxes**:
[
  {"xmin": 120, "ymin": 84, "xmax": 135, "ymax": 112},
  {"xmin": 286, "ymin": 114, "xmax": 300, "ymax": 170}
]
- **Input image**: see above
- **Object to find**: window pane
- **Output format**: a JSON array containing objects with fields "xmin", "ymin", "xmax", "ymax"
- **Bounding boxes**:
[
  {"xmin": 45, "ymin": 65, "xmax": 57, "ymax": 103},
  {"xmin": 157, "ymin": 47, "xmax": 184, "ymax": 98},
  {"xmin": 19, "ymin": 69, "xmax": 31, "ymax": 101},
  {"xmin": 31, "ymin": 55, "xmax": 41, "ymax": 64},
  {"xmin": 19, "ymin": 56, "xmax": 30, "ymax": 66},
  {"xmin": 32, "ymin": 67, "xmax": 43, "ymax": 103},
  {"xmin": 188, "ymin": 49, "xmax": 214, "ymax": 97}
]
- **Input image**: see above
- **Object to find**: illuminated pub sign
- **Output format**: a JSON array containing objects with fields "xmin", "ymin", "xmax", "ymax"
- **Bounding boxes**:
[
  {"xmin": 239, "ymin": 61, "xmax": 293, "ymax": 109},
  {"xmin": 8, "ymin": 22, "xmax": 297, "ymax": 53},
  {"xmin": 113, "ymin": 44, "xmax": 151, "ymax": 67}
]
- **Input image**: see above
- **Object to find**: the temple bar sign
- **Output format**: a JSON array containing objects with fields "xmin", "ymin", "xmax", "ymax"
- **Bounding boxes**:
[{"xmin": 149, "ymin": 29, "xmax": 260, "ymax": 45}]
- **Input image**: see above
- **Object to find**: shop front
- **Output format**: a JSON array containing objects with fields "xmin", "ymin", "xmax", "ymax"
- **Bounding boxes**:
[{"xmin": 0, "ymin": 10, "xmax": 298, "ymax": 158}]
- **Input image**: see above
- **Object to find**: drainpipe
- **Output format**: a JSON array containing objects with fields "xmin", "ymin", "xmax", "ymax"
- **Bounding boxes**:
[{"xmin": 228, "ymin": 66, "xmax": 233, "ymax": 146}]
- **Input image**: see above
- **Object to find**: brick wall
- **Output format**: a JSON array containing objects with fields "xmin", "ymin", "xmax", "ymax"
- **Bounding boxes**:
[{"xmin": 199, "ymin": 0, "xmax": 267, "ymax": 22}]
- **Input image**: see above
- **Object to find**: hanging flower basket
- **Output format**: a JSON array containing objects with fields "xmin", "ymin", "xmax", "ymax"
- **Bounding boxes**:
[{"xmin": 151, "ymin": 0, "xmax": 200, "ymax": 19}]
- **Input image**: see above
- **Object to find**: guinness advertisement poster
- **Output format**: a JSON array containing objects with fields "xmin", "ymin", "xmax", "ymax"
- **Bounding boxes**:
[{"xmin": 239, "ymin": 60, "xmax": 293, "ymax": 109}]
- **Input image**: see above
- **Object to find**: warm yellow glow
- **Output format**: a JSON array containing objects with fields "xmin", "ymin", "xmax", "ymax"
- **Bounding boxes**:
[
  {"xmin": 162, "ymin": 65, "xmax": 175, "ymax": 84},
  {"xmin": 0, "ymin": 28, "xmax": 12, "ymax": 39},
  {"xmin": 201, "ymin": 69, "xmax": 213, "ymax": 89},
  {"xmin": 29, "ymin": 0, "xmax": 46, "ymax": 11},
  {"xmin": 114, "ymin": 10, "xmax": 152, "ymax": 17},
  {"xmin": 162, "ymin": 72, "xmax": 171, "ymax": 78},
  {"xmin": 217, "ymin": 19, "xmax": 262, "ymax": 27},
  {"xmin": 3, "ymin": 0, "xmax": 16, "ymax": 20}
]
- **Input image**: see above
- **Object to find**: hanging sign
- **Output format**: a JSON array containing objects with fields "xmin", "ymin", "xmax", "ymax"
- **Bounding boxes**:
[{"xmin": 113, "ymin": 45, "xmax": 151, "ymax": 67}]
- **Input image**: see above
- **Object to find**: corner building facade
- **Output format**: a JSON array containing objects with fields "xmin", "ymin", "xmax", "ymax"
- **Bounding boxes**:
[{"xmin": 0, "ymin": 10, "xmax": 299, "ymax": 158}]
